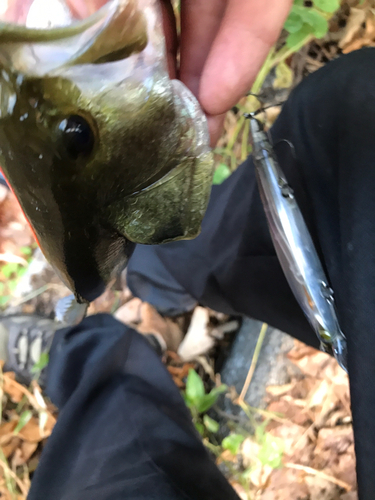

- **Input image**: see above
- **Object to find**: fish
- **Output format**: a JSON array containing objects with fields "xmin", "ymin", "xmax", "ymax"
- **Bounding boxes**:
[{"xmin": 0, "ymin": 0, "xmax": 214, "ymax": 303}]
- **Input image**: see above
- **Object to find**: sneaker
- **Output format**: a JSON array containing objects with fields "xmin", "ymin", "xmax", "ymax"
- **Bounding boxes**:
[
  {"xmin": 0, "ymin": 311, "xmax": 176, "ymax": 386},
  {"xmin": 0, "ymin": 315, "xmax": 60, "ymax": 386}
]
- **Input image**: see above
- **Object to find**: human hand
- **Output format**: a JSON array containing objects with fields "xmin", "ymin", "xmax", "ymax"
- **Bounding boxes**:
[
  {"xmin": 67, "ymin": 0, "xmax": 293, "ymax": 145},
  {"xmin": 162, "ymin": 0, "xmax": 293, "ymax": 145}
]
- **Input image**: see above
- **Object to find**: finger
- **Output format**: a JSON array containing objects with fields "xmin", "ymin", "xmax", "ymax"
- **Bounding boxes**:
[
  {"xmin": 160, "ymin": 0, "xmax": 178, "ymax": 79},
  {"xmin": 206, "ymin": 113, "xmax": 226, "ymax": 147},
  {"xmin": 179, "ymin": 0, "xmax": 227, "ymax": 97},
  {"xmin": 199, "ymin": 0, "xmax": 293, "ymax": 116}
]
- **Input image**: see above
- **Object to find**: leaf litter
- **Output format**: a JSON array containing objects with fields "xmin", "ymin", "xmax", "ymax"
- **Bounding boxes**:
[{"xmin": 0, "ymin": 1, "xmax": 370, "ymax": 498}]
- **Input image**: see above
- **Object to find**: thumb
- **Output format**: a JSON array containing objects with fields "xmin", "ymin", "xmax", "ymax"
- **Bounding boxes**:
[{"xmin": 199, "ymin": 0, "xmax": 293, "ymax": 116}]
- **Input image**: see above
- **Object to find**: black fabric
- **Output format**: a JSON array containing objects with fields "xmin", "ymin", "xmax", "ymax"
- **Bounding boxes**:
[
  {"xmin": 127, "ymin": 48, "xmax": 375, "ymax": 499},
  {"xmin": 27, "ymin": 48, "xmax": 375, "ymax": 500},
  {"xmin": 28, "ymin": 314, "xmax": 240, "ymax": 500}
]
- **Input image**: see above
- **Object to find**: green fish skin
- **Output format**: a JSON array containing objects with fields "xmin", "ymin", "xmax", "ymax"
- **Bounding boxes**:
[{"xmin": 0, "ymin": 0, "xmax": 214, "ymax": 303}]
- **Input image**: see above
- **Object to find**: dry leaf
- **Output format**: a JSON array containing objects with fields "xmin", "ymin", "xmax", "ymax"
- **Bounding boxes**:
[
  {"xmin": 2, "ymin": 436, "xmax": 21, "ymax": 459},
  {"xmin": 178, "ymin": 307, "xmax": 214, "ymax": 360},
  {"xmin": 0, "ymin": 421, "xmax": 17, "ymax": 443},
  {"xmin": 114, "ymin": 300, "xmax": 183, "ymax": 351},
  {"xmin": 12, "ymin": 441, "xmax": 38, "ymax": 467},
  {"xmin": 266, "ymin": 383, "xmax": 294, "ymax": 397},
  {"xmin": 341, "ymin": 492, "xmax": 358, "ymax": 500},
  {"xmin": 137, "ymin": 303, "xmax": 183, "ymax": 352},
  {"xmin": 114, "ymin": 297, "xmax": 142, "ymax": 325},
  {"xmin": 307, "ymin": 379, "xmax": 330, "ymax": 409},
  {"xmin": 305, "ymin": 475, "xmax": 341, "ymax": 500},
  {"xmin": 260, "ymin": 468, "xmax": 309, "ymax": 500},
  {"xmin": 3, "ymin": 373, "xmax": 25, "ymax": 403},
  {"xmin": 18, "ymin": 415, "xmax": 55, "ymax": 443},
  {"xmin": 267, "ymin": 399, "xmax": 311, "ymax": 427},
  {"xmin": 87, "ymin": 288, "xmax": 117, "ymax": 315},
  {"xmin": 339, "ymin": 7, "xmax": 367, "ymax": 48}
]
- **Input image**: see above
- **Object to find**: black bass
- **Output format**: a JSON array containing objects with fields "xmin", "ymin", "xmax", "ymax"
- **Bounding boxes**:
[{"xmin": 0, "ymin": 0, "xmax": 213, "ymax": 302}]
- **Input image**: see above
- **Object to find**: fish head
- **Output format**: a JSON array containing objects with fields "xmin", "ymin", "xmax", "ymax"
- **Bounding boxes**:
[{"xmin": 0, "ymin": 0, "xmax": 214, "ymax": 302}]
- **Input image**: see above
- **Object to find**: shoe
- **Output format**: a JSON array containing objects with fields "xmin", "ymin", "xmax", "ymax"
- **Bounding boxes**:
[
  {"xmin": 0, "ymin": 311, "xmax": 176, "ymax": 386},
  {"xmin": 0, "ymin": 315, "xmax": 60, "ymax": 386}
]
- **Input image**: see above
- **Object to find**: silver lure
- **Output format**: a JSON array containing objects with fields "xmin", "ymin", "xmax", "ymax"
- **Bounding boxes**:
[{"xmin": 249, "ymin": 116, "xmax": 348, "ymax": 372}]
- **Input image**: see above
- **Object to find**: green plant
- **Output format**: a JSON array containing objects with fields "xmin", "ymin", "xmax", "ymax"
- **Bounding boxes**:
[
  {"xmin": 183, "ymin": 367, "xmax": 285, "ymax": 498},
  {"xmin": 183, "ymin": 368, "xmax": 227, "ymax": 436},
  {"xmin": 31, "ymin": 352, "xmax": 50, "ymax": 382},
  {"xmin": 212, "ymin": 163, "xmax": 232, "ymax": 185},
  {"xmin": 285, "ymin": 0, "xmax": 340, "ymax": 49},
  {"xmin": 222, "ymin": 433, "xmax": 245, "ymax": 455},
  {"xmin": 214, "ymin": 0, "xmax": 342, "ymax": 182},
  {"xmin": 0, "ymin": 246, "xmax": 33, "ymax": 308}
]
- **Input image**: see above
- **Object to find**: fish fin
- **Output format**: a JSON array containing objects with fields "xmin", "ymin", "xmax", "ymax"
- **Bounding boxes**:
[
  {"xmin": 0, "ymin": 3, "xmax": 112, "ymax": 44},
  {"xmin": 0, "ymin": 0, "xmax": 147, "ymax": 75},
  {"xmin": 67, "ymin": 0, "xmax": 148, "ymax": 65},
  {"xmin": 55, "ymin": 294, "xmax": 88, "ymax": 326}
]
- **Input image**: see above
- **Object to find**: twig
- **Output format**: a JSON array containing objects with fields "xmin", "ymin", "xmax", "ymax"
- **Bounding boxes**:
[
  {"xmin": 0, "ymin": 451, "xmax": 28, "ymax": 497},
  {"xmin": 9, "ymin": 283, "xmax": 62, "ymax": 307},
  {"xmin": 285, "ymin": 462, "xmax": 352, "ymax": 491},
  {"xmin": 238, "ymin": 399, "xmax": 293, "ymax": 426},
  {"xmin": 237, "ymin": 323, "xmax": 268, "ymax": 403}
]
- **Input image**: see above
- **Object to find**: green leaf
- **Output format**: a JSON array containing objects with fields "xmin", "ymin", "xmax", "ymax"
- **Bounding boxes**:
[
  {"xmin": 0, "ymin": 295, "xmax": 10, "ymax": 307},
  {"xmin": 14, "ymin": 410, "xmax": 32, "ymax": 435},
  {"xmin": 203, "ymin": 415, "xmax": 220, "ymax": 433},
  {"xmin": 17, "ymin": 267, "xmax": 28, "ymax": 279},
  {"xmin": 258, "ymin": 433, "xmax": 284, "ymax": 469},
  {"xmin": 185, "ymin": 369, "xmax": 205, "ymax": 406},
  {"xmin": 2, "ymin": 262, "xmax": 19, "ymax": 279},
  {"xmin": 8, "ymin": 280, "xmax": 17, "ymax": 292},
  {"xmin": 302, "ymin": 9, "xmax": 328, "ymax": 38},
  {"xmin": 274, "ymin": 62, "xmax": 294, "ymax": 89},
  {"xmin": 195, "ymin": 385, "xmax": 227, "ymax": 413},
  {"xmin": 213, "ymin": 164, "xmax": 231, "ymax": 185},
  {"xmin": 222, "ymin": 434, "xmax": 245, "ymax": 455},
  {"xmin": 312, "ymin": 0, "xmax": 340, "ymax": 13},
  {"xmin": 31, "ymin": 352, "xmax": 49, "ymax": 374},
  {"xmin": 286, "ymin": 23, "xmax": 314, "ymax": 49},
  {"xmin": 20, "ymin": 246, "xmax": 32, "ymax": 257},
  {"xmin": 284, "ymin": 10, "xmax": 303, "ymax": 34}
]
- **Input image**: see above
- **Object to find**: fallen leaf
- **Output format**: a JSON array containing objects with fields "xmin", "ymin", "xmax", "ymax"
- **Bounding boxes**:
[
  {"xmin": 178, "ymin": 307, "xmax": 214, "ymax": 360},
  {"xmin": 137, "ymin": 303, "xmax": 183, "ymax": 352},
  {"xmin": 339, "ymin": 7, "xmax": 367, "ymax": 48},
  {"xmin": 266, "ymin": 383, "xmax": 294, "ymax": 397},
  {"xmin": 3, "ymin": 373, "xmax": 25, "ymax": 403},
  {"xmin": 341, "ymin": 492, "xmax": 358, "ymax": 500},
  {"xmin": 11, "ymin": 441, "xmax": 38, "ymax": 467},
  {"xmin": 2, "ymin": 436, "xmax": 21, "ymax": 459},
  {"xmin": 18, "ymin": 414, "xmax": 55, "ymax": 443},
  {"xmin": 305, "ymin": 475, "xmax": 341, "ymax": 500},
  {"xmin": 114, "ymin": 297, "xmax": 142, "ymax": 325}
]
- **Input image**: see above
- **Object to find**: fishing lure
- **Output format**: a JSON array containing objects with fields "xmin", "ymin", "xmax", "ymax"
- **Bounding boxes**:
[
  {"xmin": 0, "ymin": 0, "xmax": 213, "ymax": 303},
  {"xmin": 247, "ymin": 114, "xmax": 348, "ymax": 372}
]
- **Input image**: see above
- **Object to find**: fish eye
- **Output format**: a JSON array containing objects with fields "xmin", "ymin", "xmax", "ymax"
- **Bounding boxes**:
[{"xmin": 59, "ymin": 115, "xmax": 94, "ymax": 159}]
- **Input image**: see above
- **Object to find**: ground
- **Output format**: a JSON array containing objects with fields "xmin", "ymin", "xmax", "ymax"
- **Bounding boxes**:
[{"xmin": 0, "ymin": 1, "xmax": 372, "ymax": 498}]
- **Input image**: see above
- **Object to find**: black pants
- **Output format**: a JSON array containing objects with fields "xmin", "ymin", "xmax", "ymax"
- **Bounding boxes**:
[{"xmin": 29, "ymin": 49, "xmax": 375, "ymax": 499}]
